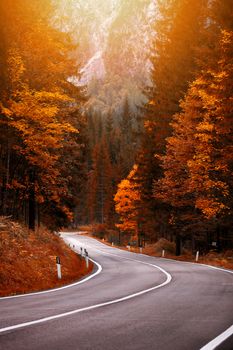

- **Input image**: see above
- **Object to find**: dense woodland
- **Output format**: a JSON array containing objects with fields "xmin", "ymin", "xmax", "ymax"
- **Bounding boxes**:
[{"xmin": 0, "ymin": 0, "xmax": 232, "ymax": 254}]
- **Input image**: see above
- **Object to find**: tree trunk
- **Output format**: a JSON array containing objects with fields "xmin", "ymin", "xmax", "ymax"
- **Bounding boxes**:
[
  {"xmin": 216, "ymin": 224, "xmax": 221, "ymax": 253},
  {"xmin": 176, "ymin": 234, "xmax": 181, "ymax": 256},
  {"xmin": 28, "ymin": 171, "xmax": 35, "ymax": 231}
]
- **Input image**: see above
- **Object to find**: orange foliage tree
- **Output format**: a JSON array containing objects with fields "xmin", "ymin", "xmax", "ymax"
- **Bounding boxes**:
[
  {"xmin": 114, "ymin": 165, "xmax": 141, "ymax": 236},
  {"xmin": 155, "ymin": 24, "xmax": 233, "ymax": 250},
  {"xmin": 0, "ymin": 0, "xmax": 84, "ymax": 229}
]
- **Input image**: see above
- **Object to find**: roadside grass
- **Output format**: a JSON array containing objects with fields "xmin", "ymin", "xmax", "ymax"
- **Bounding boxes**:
[
  {"xmin": 0, "ymin": 217, "xmax": 93, "ymax": 297},
  {"xmin": 136, "ymin": 244, "xmax": 233, "ymax": 270}
]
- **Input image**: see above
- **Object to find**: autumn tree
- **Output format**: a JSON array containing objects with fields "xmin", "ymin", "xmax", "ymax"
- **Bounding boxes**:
[
  {"xmin": 114, "ymin": 165, "xmax": 141, "ymax": 239},
  {"xmin": 130, "ymin": 0, "xmax": 208, "ymax": 240},
  {"xmin": 87, "ymin": 138, "xmax": 114, "ymax": 224},
  {"xmin": 0, "ymin": 0, "xmax": 84, "ymax": 229},
  {"xmin": 155, "ymin": 0, "xmax": 233, "ymax": 251}
]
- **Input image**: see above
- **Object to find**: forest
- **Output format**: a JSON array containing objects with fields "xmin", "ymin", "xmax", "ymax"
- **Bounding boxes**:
[{"xmin": 0, "ymin": 0, "xmax": 232, "ymax": 255}]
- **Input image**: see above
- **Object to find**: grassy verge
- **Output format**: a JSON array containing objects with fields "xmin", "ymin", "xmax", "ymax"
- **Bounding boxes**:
[
  {"xmin": 126, "ymin": 244, "xmax": 233, "ymax": 270},
  {"xmin": 0, "ymin": 217, "xmax": 93, "ymax": 297}
]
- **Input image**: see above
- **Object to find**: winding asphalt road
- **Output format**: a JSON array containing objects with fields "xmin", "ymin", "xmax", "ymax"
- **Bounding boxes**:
[{"xmin": 0, "ymin": 233, "xmax": 233, "ymax": 350}]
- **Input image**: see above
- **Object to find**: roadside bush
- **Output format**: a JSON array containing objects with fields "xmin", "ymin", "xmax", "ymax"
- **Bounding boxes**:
[
  {"xmin": 154, "ymin": 238, "xmax": 176, "ymax": 254},
  {"xmin": 92, "ymin": 224, "xmax": 107, "ymax": 239}
]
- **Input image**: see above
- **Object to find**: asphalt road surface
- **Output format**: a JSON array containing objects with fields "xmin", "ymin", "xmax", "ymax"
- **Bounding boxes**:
[{"xmin": 0, "ymin": 233, "xmax": 233, "ymax": 350}]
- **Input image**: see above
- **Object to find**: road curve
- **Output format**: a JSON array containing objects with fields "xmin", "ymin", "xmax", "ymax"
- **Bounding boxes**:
[{"xmin": 0, "ymin": 234, "xmax": 232, "ymax": 350}]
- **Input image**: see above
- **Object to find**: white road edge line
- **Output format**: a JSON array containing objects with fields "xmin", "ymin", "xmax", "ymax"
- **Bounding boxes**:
[
  {"xmin": 0, "ymin": 240, "xmax": 172, "ymax": 334},
  {"xmin": 199, "ymin": 325, "xmax": 233, "ymax": 350},
  {"xmin": 0, "ymin": 257, "xmax": 102, "ymax": 300},
  {"xmin": 199, "ymin": 263, "xmax": 233, "ymax": 274}
]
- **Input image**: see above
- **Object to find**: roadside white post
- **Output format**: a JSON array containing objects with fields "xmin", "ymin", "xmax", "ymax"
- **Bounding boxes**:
[
  {"xmin": 112, "ymin": 242, "xmax": 114, "ymax": 246},
  {"xmin": 196, "ymin": 250, "xmax": 199, "ymax": 262},
  {"xmin": 56, "ymin": 256, "xmax": 62, "ymax": 279},
  {"xmin": 162, "ymin": 249, "xmax": 165, "ymax": 258},
  {"xmin": 140, "ymin": 247, "xmax": 142, "ymax": 253},
  {"xmin": 85, "ymin": 250, "xmax": 89, "ymax": 269}
]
